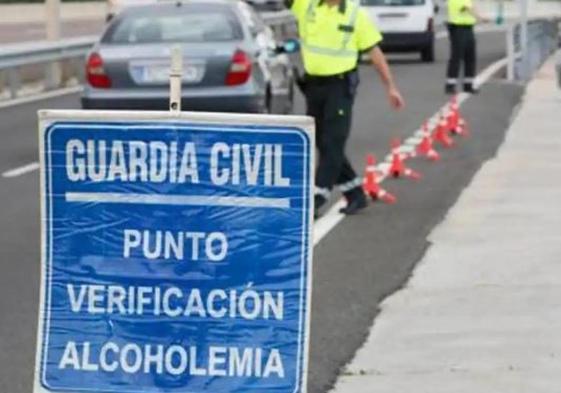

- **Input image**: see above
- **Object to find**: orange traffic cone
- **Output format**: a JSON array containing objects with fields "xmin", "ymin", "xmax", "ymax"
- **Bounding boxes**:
[
  {"xmin": 363, "ymin": 154, "xmax": 397, "ymax": 204},
  {"xmin": 417, "ymin": 120, "xmax": 440, "ymax": 161},
  {"xmin": 433, "ymin": 113, "xmax": 455, "ymax": 148},
  {"xmin": 457, "ymin": 116, "xmax": 470, "ymax": 137},
  {"xmin": 389, "ymin": 138, "xmax": 422, "ymax": 180},
  {"xmin": 447, "ymin": 96, "xmax": 469, "ymax": 137}
]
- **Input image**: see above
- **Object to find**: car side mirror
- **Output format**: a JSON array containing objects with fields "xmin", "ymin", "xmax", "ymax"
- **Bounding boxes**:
[{"xmin": 276, "ymin": 39, "xmax": 300, "ymax": 54}]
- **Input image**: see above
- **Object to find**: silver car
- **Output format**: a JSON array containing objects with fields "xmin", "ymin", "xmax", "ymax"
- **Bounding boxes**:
[{"xmin": 82, "ymin": 0, "xmax": 295, "ymax": 113}]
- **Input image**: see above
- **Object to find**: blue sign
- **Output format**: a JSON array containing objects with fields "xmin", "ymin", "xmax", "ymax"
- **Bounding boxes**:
[{"xmin": 36, "ymin": 113, "xmax": 313, "ymax": 393}]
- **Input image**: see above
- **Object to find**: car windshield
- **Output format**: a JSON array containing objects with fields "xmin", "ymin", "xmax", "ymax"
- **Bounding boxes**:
[
  {"xmin": 361, "ymin": 0, "xmax": 425, "ymax": 5},
  {"xmin": 104, "ymin": 6, "xmax": 243, "ymax": 44}
]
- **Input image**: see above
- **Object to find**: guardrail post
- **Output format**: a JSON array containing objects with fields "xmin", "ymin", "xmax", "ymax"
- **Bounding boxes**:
[
  {"xmin": 7, "ymin": 68, "xmax": 20, "ymax": 99},
  {"xmin": 0, "ymin": 71, "xmax": 5, "ymax": 97},
  {"xmin": 45, "ymin": 0, "xmax": 62, "ymax": 90},
  {"xmin": 72, "ymin": 57, "xmax": 85, "ymax": 84},
  {"xmin": 507, "ymin": 24, "xmax": 515, "ymax": 80},
  {"xmin": 45, "ymin": 62, "xmax": 62, "ymax": 90},
  {"xmin": 519, "ymin": 0, "xmax": 529, "ymax": 80},
  {"xmin": 541, "ymin": 22, "xmax": 547, "ymax": 64}
]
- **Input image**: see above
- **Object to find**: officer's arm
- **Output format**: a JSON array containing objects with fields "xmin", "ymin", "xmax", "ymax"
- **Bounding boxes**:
[
  {"xmin": 471, "ymin": 6, "xmax": 489, "ymax": 23},
  {"xmin": 355, "ymin": 10, "xmax": 394, "ymax": 89},
  {"xmin": 369, "ymin": 47, "xmax": 395, "ymax": 90},
  {"xmin": 369, "ymin": 47, "xmax": 405, "ymax": 110},
  {"xmin": 461, "ymin": 1, "xmax": 487, "ymax": 22},
  {"xmin": 355, "ymin": 9, "xmax": 404, "ymax": 109},
  {"xmin": 464, "ymin": 6, "xmax": 488, "ymax": 23}
]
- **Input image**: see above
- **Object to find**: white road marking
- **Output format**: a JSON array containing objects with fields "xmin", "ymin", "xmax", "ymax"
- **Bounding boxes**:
[
  {"xmin": 313, "ymin": 199, "xmax": 347, "ymax": 246},
  {"xmin": 2, "ymin": 162, "xmax": 40, "ymax": 178},
  {"xmin": 313, "ymin": 56, "xmax": 509, "ymax": 246}
]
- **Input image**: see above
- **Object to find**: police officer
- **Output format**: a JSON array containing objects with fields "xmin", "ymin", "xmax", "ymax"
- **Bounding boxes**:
[
  {"xmin": 287, "ymin": 0, "xmax": 405, "ymax": 217},
  {"xmin": 445, "ymin": 0, "xmax": 488, "ymax": 94}
]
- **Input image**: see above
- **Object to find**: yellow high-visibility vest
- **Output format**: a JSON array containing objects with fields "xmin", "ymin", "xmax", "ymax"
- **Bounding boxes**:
[
  {"xmin": 448, "ymin": 0, "xmax": 477, "ymax": 26},
  {"xmin": 291, "ymin": 0, "xmax": 382, "ymax": 76}
]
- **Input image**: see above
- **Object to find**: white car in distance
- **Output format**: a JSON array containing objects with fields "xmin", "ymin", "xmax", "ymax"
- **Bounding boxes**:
[{"xmin": 361, "ymin": 0, "xmax": 438, "ymax": 63}]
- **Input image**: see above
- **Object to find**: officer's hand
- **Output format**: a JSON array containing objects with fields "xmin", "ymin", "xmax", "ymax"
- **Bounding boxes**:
[{"xmin": 387, "ymin": 87, "xmax": 405, "ymax": 111}]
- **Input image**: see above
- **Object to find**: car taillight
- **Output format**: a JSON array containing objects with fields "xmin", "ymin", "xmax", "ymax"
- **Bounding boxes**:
[
  {"xmin": 225, "ymin": 50, "xmax": 252, "ymax": 86},
  {"xmin": 86, "ymin": 52, "xmax": 111, "ymax": 88},
  {"xmin": 427, "ymin": 17, "xmax": 434, "ymax": 32}
]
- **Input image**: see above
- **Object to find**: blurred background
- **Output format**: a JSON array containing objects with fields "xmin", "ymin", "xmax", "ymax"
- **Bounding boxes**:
[{"xmin": 1, "ymin": 0, "xmax": 560, "ymax": 107}]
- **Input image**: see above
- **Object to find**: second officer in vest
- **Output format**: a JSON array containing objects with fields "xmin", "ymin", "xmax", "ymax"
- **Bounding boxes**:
[
  {"xmin": 446, "ymin": 0, "xmax": 488, "ymax": 94},
  {"xmin": 288, "ymin": 0, "xmax": 405, "ymax": 217}
]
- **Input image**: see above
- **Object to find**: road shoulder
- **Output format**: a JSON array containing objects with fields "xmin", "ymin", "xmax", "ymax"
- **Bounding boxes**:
[{"xmin": 330, "ymin": 55, "xmax": 561, "ymax": 393}]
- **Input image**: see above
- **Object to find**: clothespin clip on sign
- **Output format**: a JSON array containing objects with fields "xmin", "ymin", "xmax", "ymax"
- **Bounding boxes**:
[{"xmin": 169, "ymin": 45, "xmax": 183, "ymax": 112}]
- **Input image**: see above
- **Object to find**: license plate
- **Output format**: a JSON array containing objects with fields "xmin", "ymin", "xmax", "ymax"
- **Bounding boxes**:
[
  {"xmin": 142, "ymin": 65, "xmax": 169, "ymax": 83},
  {"xmin": 133, "ymin": 63, "xmax": 204, "ymax": 84},
  {"xmin": 379, "ymin": 12, "xmax": 408, "ymax": 18}
]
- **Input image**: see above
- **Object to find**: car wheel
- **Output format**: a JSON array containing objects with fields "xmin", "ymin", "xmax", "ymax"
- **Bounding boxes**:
[{"xmin": 421, "ymin": 44, "xmax": 435, "ymax": 63}]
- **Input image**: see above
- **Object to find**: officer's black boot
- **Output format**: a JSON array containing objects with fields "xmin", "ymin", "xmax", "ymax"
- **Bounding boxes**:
[
  {"xmin": 314, "ymin": 194, "xmax": 328, "ymax": 219},
  {"xmin": 445, "ymin": 83, "xmax": 457, "ymax": 95},
  {"xmin": 339, "ymin": 187, "xmax": 368, "ymax": 215},
  {"xmin": 444, "ymin": 83, "xmax": 457, "ymax": 95},
  {"xmin": 463, "ymin": 83, "xmax": 479, "ymax": 94}
]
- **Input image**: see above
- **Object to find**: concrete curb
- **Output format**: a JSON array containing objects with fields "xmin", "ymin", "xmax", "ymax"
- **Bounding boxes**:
[{"xmin": 329, "ymin": 53, "xmax": 561, "ymax": 393}]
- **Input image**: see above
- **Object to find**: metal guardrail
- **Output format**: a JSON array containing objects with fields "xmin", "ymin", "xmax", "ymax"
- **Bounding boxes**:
[
  {"xmin": 0, "ymin": 36, "xmax": 97, "ymax": 99},
  {"xmin": 0, "ymin": 10, "xmax": 295, "ymax": 101},
  {"xmin": 506, "ymin": 17, "xmax": 560, "ymax": 81}
]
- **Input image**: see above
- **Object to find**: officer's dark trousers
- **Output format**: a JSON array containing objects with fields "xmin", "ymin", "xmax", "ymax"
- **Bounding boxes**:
[
  {"xmin": 446, "ymin": 24, "xmax": 476, "ymax": 87},
  {"xmin": 304, "ymin": 77, "xmax": 357, "ymax": 193}
]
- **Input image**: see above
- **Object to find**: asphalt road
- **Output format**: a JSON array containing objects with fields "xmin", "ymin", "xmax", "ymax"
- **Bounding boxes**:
[{"xmin": 0, "ymin": 31, "xmax": 523, "ymax": 393}]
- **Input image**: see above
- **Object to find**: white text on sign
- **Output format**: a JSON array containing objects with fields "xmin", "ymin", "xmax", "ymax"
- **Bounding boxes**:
[
  {"xmin": 58, "ymin": 342, "xmax": 285, "ymax": 378},
  {"xmin": 66, "ymin": 284, "xmax": 284, "ymax": 320},
  {"xmin": 123, "ymin": 229, "xmax": 228, "ymax": 262},
  {"xmin": 65, "ymin": 140, "xmax": 291, "ymax": 187}
]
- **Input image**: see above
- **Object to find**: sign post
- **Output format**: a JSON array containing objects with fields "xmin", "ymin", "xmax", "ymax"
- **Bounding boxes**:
[
  {"xmin": 34, "ymin": 109, "xmax": 314, "ymax": 393},
  {"xmin": 169, "ymin": 46, "xmax": 183, "ymax": 112}
]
